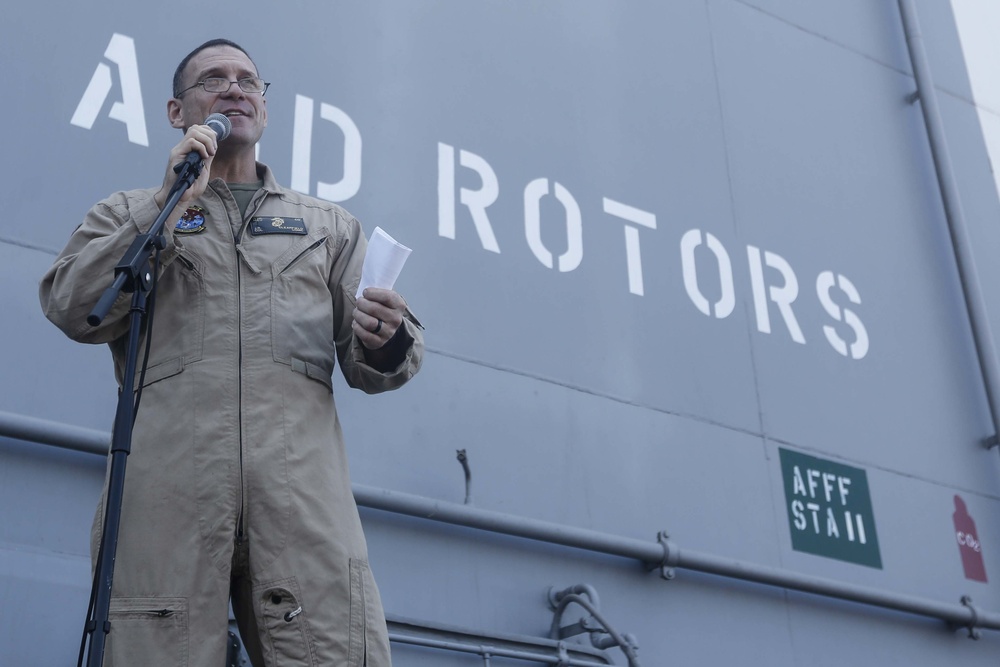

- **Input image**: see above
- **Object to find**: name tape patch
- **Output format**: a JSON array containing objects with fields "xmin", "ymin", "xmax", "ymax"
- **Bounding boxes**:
[{"xmin": 250, "ymin": 216, "xmax": 307, "ymax": 236}]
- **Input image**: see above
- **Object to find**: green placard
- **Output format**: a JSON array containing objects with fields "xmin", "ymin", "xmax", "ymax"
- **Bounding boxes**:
[{"xmin": 779, "ymin": 448, "xmax": 882, "ymax": 569}]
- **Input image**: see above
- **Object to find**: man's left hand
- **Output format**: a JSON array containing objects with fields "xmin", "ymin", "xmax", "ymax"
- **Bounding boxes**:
[{"xmin": 352, "ymin": 287, "xmax": 407, "ymax": 350}]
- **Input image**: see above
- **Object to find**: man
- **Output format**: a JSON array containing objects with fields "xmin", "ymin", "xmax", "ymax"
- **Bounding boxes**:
[{"xmin": 39, "ymin": 38, "xmax": 422, "ymax": 665}]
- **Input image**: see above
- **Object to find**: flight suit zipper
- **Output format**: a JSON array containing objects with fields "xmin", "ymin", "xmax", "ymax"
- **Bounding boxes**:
[
  {"xmin": 235, "ymin": 227, "xmax": 246, "ymax": 546},
  {"xmin": 234, "ymin": 190, "xmax": 268, "ymax": 545},
  {"xmin": 141, "ymin": 609, "xmax": 175, "ymax": 618}
]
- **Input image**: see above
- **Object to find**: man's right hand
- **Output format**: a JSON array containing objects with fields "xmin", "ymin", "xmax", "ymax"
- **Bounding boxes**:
[{"xmin": 153, "ymin": 124, "xmax": 219, "ymax": 210}]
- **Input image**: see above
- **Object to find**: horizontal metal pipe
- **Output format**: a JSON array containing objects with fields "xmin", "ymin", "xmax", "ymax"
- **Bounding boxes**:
[
  {"xmin": 2, "ymin": 410, "xmax": 997, "ymax": 634},
  {"xmin": 0, "ymin": 410, "xmax": 109, "ymax": 455},
  {"xmin": 354, "ymin": 483, "xmax": 664, "ymax": 563},
  {"xmin": 355, "ymin": 483, "xmax": 1000, "ymax": 632},
  {"xmin": 676, "ymin": 550, "xmax": 996, "ymax": 629}
]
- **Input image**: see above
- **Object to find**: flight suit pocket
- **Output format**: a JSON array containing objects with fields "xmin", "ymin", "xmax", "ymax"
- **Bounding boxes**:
[
  {"xmin": 290, "ymin": 357, "xmax": 334, "ymax": 391},
  {"xmin": 348, "ymin": 559, "xmax": 392, "ymax": 667},
  {"xmin": 257, "ymin": 578, "xmax": 317, "ymax": 666},
  {"xmin": 270, "ymin": 228, "xmax": 335, "ymax": 384},
  {"xmin": 126, "ymin": 252, "xmax": 204, "ymax": 392},
  {"xmin": 106, "ymin": 596, "xmax": 188, "ymax": 667},
  {"xmin": 133, "ymin": 356, "xmax": 185, "ymax": 392}
]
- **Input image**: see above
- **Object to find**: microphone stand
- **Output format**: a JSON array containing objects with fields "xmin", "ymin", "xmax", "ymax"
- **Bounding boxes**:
[{"xmin": 79, "ymin": 155, "xmax": 205, "ymax": 667}]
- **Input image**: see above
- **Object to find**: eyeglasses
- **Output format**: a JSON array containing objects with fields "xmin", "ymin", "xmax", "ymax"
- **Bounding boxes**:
[{"xmin": 176, "ymin": 76, "xmax": 270, "ymax": 97}]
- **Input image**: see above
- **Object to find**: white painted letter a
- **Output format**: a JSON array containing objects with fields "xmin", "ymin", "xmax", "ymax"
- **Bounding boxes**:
[{"xmin": 71, "ymin": 34, "xmax": 148, "ymax": 146}]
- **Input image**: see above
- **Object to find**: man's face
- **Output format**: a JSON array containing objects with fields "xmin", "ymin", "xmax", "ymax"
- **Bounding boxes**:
[{"xmin": 168, "ymin": 45, "xmax": 268, "ymax": 149}]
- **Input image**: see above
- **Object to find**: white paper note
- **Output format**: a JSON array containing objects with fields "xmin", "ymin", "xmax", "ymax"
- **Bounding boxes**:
[{"xmin": 356, "ymin": 227, "xmax": 412, "ymax": 298}]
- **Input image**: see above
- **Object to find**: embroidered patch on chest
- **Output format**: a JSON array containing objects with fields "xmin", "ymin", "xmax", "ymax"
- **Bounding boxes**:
[
  {"xmin": 249, "ymin": 216, "xmax": 307, "ymax": 235},
  {"xmin": 175, "ymin": 206, "xmax": 207, "ymax": 234}
]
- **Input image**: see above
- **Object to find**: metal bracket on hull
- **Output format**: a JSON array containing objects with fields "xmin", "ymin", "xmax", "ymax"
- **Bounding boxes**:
[
  {"xmin": 651, "ymin": 531, "xmax": 679, "ymax": 581},
  {"xmin": 952, "ymin": 595, "xmax": 983, "ymax": 640}
]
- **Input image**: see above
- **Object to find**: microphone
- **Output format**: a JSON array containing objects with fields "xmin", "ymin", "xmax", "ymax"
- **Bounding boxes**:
[
  {"xmin": 175, "ymin": 113, "xmax": 232, "ymax": 174},
  {"xmin": 203, "ymin": 112, "xmax": 232, "ymax": 142}
]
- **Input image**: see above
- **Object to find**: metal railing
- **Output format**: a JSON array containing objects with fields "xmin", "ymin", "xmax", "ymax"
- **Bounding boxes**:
[{"xmin": 386, "ymin": 614, "xmax": 614, "ymax": 666}]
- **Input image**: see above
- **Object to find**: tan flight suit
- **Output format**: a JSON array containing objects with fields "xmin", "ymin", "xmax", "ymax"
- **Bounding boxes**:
[{"xmin": 40, "ymin": 163, "xmax": 423, "ymax": 666}]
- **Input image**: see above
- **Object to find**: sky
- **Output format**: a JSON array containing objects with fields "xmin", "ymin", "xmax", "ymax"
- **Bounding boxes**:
[{"xmin": 952, "ymin": 0, "xmax": 1000, "ymax": 195}]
